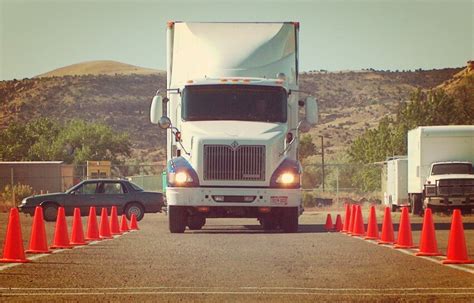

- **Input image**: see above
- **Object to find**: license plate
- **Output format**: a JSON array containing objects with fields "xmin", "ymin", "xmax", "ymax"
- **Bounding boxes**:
[{"xmin": 270, "ymin": 196, "xmax": 288, "ymax": 206}]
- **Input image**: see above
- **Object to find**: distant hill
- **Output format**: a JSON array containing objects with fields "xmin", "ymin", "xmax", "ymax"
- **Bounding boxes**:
[
  {"xmin": 0, "ymin": 60, "xmax": 465, "ymax": 162},
  {"xmin": 36, "ymin": 60, "xmax": 164, "ymax": 78}
]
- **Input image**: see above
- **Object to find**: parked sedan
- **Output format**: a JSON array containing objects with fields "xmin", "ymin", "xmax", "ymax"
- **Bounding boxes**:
[{"xmin": 18, "ymin": 179, "xmax": 164, "ymax": 222}]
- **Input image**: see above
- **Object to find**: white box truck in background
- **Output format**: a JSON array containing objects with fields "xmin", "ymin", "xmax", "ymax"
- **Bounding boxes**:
[
  {"xmin": 408, "ymin": 126, "xmax": 474, "ymax": 215},
  {"xmin": 384, "ymin": 157, "xmax": 408, "ymax": 211},
  {"xmin": 150, "ymin": 22, "xmax": 318, "ymax": 233}
]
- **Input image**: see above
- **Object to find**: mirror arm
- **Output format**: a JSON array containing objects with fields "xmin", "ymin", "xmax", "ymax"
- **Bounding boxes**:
[
  {"xmin": 280, "ymin": 121, "xmax": 303, "ymax": 156},
  {"xmin": 170, "ymin": 126, "xmax": 191, "ymax": 156}
]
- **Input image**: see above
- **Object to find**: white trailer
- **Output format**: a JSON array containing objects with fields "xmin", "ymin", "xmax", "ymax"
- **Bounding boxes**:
[
  {"xmin": 408, "ymin": 125, "xmax": 474, "ymax": 214},
  {"xmin": 385, "ymin": 157, "xmax": 408, "ymax": 211},
  {"xmin": 150, "ymin": 22, "xmax": 318, "ymax": 233}
]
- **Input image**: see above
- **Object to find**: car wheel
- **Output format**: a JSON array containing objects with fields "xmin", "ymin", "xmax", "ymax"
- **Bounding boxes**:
[
  {"xmin": 187, "ymin": 215, "xmax": 206, "ymax": 230},
  {"xmin": 125, "ymin": 203, "xmax": 145, "ymax": 221},
  {"xmin": 169, "ymin": 206, "xmax": 187, "ymax": 233},
  {"xmin": 43, "ymin": 203, "xmax": 58, "ymax": 222},
  {"xmin": 280, "ymin": 207, "xmax": 299, "ymax": 233}
]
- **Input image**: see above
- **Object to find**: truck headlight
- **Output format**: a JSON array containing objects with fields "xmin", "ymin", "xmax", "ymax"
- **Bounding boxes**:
[
  {"xmin": 276, "ymin": 172, "xmax": 298, "ymax": 184},
  {"xmin": 175, "ymin": 172, "xmax": 193, "ymax": 184},
  {"xmin": 270, "ymin": 158, "xmax": 301, "ymax": 189},
  {"xmin": 167, "ymin": 157, "xmax": 199, "ymax": 187}
]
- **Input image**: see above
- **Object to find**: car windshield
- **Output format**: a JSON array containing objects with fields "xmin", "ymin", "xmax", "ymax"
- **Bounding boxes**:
[
  {"xmin": 129, "ymin": 182, "xmax": 144, "ymax": 191},
  {"xmin": 182, "ymin": 85, "xmax": 287, "ymax": 123},
  {"xmin": 431, "ymin": 163, "xmax": 474, "ymax": 175}
]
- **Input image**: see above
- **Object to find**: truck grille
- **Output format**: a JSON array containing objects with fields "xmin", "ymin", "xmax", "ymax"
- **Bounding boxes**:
[
  {"xmin": 438, "ymin": 179, "xmax": 474, "ymax": 195},
  {"xmin": 204, "ymin": 145, "xmax": 265, "ymax": 181}
]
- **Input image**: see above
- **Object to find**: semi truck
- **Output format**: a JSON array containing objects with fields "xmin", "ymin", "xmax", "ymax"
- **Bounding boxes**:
[
  {"xmin": 408, "ymin": 126, "xmax": 474, "ymax": 214},
  {"xmin": 384, "ymin": 156, "xmax": 408, "ymax": 211},
  {"xmin": 150, "ymin": 22, "xmax": 318, "ymax": 233}
]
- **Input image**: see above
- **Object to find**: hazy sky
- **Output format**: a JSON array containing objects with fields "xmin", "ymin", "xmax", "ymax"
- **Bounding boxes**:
[{"xmin": 0, "ymin": 0, "xmax": 472, "ymax": 80}]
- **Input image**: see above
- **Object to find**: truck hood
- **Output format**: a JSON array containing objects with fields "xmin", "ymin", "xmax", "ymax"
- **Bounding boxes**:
[
  {"xmin": 181, "ymin": 121, "xmax": 287, "ymax": 141},
  {"xmin": 426, "ymin": 174, "xmax": 474, "ymax": 183}
]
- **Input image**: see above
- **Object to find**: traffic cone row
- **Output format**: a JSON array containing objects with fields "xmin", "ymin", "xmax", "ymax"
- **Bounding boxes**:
[
  {"xmin": 337, "ymin": 203, "xmax": 473, "ymax": 265},
  {"xmin": 1, "ymin": 205, "xmax": 138, "ymax": 263}
]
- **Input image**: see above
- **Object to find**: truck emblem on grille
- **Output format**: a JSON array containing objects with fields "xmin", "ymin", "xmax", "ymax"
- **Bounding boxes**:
[{"xmin": 230, "ymin": 141, "xmax": 239, "ymax": 149}]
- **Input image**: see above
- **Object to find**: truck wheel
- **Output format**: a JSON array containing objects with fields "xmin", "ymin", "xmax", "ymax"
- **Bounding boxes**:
[
  {"xmin": 261, "ymin": 215, "xmax": 278, "ymax": 230},
  {"xmin": 410, "ymin": 194, "xmax": 423, "ymax": 216},
  {"xmin": 280, "ymin": 207, "xmax": 299, "ymax": 233},
  {"xmin": 169, "ymin": 206, "xmax": 187, "ymax": 233},
  {"xmin": 187, "ymin": 215, "xmax": 206, "ymax": 230},
  {"xmin": 391, "ymin": 204, "xmax": 398, "ymax": 212}
]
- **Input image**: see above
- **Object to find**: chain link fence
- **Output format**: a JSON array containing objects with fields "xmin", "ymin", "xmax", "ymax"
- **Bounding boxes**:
[{"xmin": 1, "ymin": 162, "xmax": 384, "ymax": 208}]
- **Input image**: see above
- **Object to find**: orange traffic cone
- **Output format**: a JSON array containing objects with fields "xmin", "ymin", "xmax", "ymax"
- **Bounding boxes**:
[
  {"xmin": 70, "ymin": 208, "xmax": 87, "ymax": 246},
  {"xmin": 50, "ymin": 207, "xmax": 72, "ymax": 249},
  {"xmin": 378, "ymin": 207, "xmax": 395, "ymax": 245},
  {"xmin": 348, "ymin": 204, "xmax": 357, "ymax": 234},
  {"xmin": 365, "ymin": 206, "xmax": 379, "ymax": 240},
  {"xmin": 110, "ymin": 206, "xmax": 122, "ymax": 235},
  {"xmin": 342, "ymin": 203, "xmax": 351, "ymax": 233},
  {"xmin": 416, "ymin": 208, "xmax": 442, "ymax": 256},
  {"xmin": 85, "ymin": 207, "xmax": 101, "ymax": 241},
  {"xmin": 120, "ymin": 214, "xmax": 130, "ymax": 233},
  {"xmin": 324, "ymin": 214, "xmax": 334, "ymax": 231},
  {"xmin": 351, "ymin": 205, "xmax": 365, "ymax": 237},
  {"xmin": 26, "ymin": 206, "xmax": 52, "ymax": 254},
  {"xmin": 442, "ymin": 209, "xmax": 473, "ymax": 264},
  {"xmin": 394, "ymin": 207, "xmax": 416, "ymax": 249},
  {"xmin": 130, "ymin": 214, "xmax": 139, "ymax": 230},
  {"xmin": 0, "ymin": 208, "xmax": 30, "ymax": 263},
  {"xmin": 99, "ymin": 208, "xmax": 113, "ymax": 239},
  {"xmin": 334, "ymin": 214, "xmax": 343, "ymax": 232}
]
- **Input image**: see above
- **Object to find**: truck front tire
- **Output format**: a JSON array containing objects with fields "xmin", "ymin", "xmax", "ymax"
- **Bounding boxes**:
[
  {"xmin": 187, "ymin": 215, "xmax": 206, "ymax": 230},
  {"xmin": 410, "ymin": 194, "xmax": 423, "ymax": 216},
  {"xmin": 169, "ymin": 206, "xmax": 187, "ymax": 233},
  {"xmin": 280, "ymin": 207, "xmax": 299, "ymax": 233}
]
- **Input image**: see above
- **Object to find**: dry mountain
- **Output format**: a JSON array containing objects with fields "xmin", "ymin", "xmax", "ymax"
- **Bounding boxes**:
[{"xmin": 0, "ymin": 61, "xmax": 465, "ymax": 162}]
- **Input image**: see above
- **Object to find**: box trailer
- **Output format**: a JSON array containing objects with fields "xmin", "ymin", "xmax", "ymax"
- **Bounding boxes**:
[{"xmin": 384, "ymin": 157, "xmax": 408, "ymax": 211}]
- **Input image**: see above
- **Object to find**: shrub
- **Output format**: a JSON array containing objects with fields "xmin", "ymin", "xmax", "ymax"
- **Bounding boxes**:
[{"xmin": 1, "ymin": 184, "xmax": 34, "ymax": 206}]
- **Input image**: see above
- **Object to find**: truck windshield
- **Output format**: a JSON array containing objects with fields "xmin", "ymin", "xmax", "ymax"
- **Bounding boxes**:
[
  {"xmin": 182, "ymin": 85, "xmax": 287, "ymax": 123},
  {"xmin": 431, "ymin": 163, "xmax": 474, "ymax": 175}
]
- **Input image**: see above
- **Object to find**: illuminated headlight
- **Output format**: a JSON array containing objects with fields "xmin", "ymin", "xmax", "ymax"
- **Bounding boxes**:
[
  {"xmin": 276, "ymin": 172, "xmax": 299, "ymax": 185},
  {"xmin": 172, "ymin": 172, "xmax": 194, "ymax": 184}
]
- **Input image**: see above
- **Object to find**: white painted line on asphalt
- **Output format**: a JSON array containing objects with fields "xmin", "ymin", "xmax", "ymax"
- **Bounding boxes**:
[
  {"xmin": 2, "ymin": 286, "xmax": 473, "ymax": 291},
  {"xmin": 1, "ymin": 291, "xmax": 474, "ymax": 297},
  {"xmin": 350, "ymin": 234, "xmax": 474, "ymax": 274}
]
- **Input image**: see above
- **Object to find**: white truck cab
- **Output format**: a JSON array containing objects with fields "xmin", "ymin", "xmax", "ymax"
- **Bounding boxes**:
[
  {"xmin": 150, "ymin": 22, "xmax": 318, "ymax": 233},
  {"xmin": 424, "ymin": 161, "xmax": 474, "ymax": 211}
]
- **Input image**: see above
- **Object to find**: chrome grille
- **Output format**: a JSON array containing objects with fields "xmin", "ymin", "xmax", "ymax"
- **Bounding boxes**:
[{"xmin": 204, "ymin": 145, "xmax": 265, "ymax": 181}]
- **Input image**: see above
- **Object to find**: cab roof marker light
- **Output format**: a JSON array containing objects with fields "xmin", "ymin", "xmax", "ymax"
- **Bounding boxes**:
[
  {"xmin": 186, "ymin": 80, "xmax": 194, "ymax": 84},
  {"xmin": 167, "ymin": 21, "xmax": 175, "ymax": 28}
]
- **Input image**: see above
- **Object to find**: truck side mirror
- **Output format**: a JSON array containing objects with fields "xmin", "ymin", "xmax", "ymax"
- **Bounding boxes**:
[
  {"xmin": 305, "ymin": 96, "xmax": 318, "ymax": 125},
  {"xmin": 150, "ymin": 95, "xmax": 163, "ymax": 124}
]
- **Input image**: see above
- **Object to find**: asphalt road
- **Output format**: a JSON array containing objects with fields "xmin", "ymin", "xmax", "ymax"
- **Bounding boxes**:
[{"xmin": 0, "ymin": 209, "xmax": 473, "ymax": 302}]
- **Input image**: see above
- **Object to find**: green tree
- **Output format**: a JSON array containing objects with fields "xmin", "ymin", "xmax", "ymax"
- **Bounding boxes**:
[
  {"xmin": 299, "ymin": 134, "xmax": 317, "ymax": 161},
  {"xmin": 0, "ymin": 118, "xmax": 131, "ymax": 164}
]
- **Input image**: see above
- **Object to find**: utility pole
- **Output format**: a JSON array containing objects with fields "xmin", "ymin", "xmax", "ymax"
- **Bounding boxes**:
[{"xmin": 319, "ymin": 135, "xmax": 325, "ymax": 192}]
